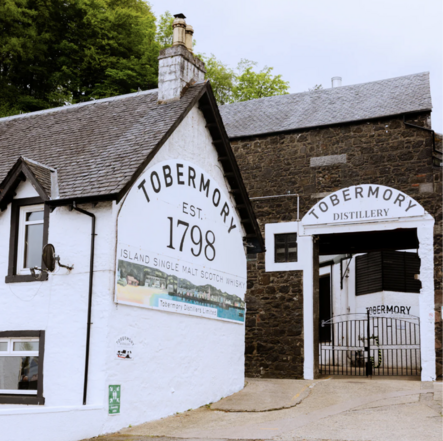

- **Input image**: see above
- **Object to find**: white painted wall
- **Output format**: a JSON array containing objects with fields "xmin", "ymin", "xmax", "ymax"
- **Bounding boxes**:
[
  {"xmin": 102, "ymin": 106, "xmax": 246, "ymax": 434},
  {"xmin": 0, "ymin": 104, "xmax": 247, "ymax": 441}
]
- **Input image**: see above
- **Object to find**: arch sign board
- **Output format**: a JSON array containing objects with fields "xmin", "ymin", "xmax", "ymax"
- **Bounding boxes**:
[
  {"xmin": 115, "ymin": 159, "xmax": 246, "ymax": 324},
  {"xmin": 303, "ymin": 184, "xmax": 425, "ymax": 226}
]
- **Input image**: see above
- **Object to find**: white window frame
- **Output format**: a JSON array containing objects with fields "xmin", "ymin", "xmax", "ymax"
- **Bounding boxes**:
[
  {"xmin": 265, "ymin": 221, "xmax": 305, "ymax": 272},
  {"xmin": 0, "ymin": 337, "xmax": 39, "ymax": 395},
  {"xmin": 16, "ymin": 204, "xmax": 45, "ymax": 275}
]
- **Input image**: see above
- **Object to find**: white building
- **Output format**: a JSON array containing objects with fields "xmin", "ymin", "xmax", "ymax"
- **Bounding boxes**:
[{"xmin": 0, "ymin": 16, "xmax": 263, "ymax": 441}]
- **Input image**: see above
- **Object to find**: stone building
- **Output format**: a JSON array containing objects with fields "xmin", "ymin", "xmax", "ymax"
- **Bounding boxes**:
[{"xmin": 220, "ymin": 73, "xmax": 442, "ymax": 381}]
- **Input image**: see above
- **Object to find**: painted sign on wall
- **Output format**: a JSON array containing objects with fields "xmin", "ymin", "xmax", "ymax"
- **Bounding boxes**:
[
  {"xmin": 108, "ymin": 385, "xmax": 121, "ymax": 415},
  {"xmin": 366, "ymin": 305, "xmax": 413, "ymax": 315},
  {"xmin": 303, "ymin": 185, "xmax": 425, "ymax": 226},
  {"xmin": 116, "ymin": 160, "xmax": 246, "ymax": 323},
  {"xmin": 115, "ymin": 336, "xmax": 134, "ymax": 360}
]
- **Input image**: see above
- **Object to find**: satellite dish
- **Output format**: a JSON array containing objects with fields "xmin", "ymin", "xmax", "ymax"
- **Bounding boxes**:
[{"xmin": 42, "ymin": 244, "xmax": 56, "ymax": 272}]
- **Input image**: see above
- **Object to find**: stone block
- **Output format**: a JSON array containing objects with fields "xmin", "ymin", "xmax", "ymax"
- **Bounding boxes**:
[
  {"xmin": 310, "ymin": 154, "xmax": 347, "ymax": 167},
  {"xmin": 419, "ymin": 183, "xmax": 434, "ymax": 193}
]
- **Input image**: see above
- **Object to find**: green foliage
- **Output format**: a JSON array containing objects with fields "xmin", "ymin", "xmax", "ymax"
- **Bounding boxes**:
[
  {"xmin": 0, "ymin": 2, "xmax": 289, "ymax": 116},
  {"xmin": 201, "ymin": 56, "xmax": 290, "ymax": 105},
  {"xmin": 156, "ymin": 11, "xmax": 174, "ymax": 49},
  {"xmin": 309, "ymin": 84, "xmax": 323, "ymax": 91},
  {"xmin": 200, "ymin": 54, "xmax": 235, "ymax": 105},
  {"xmin": 233, "ymin": 59, "xmax": 289, "ymax": 102},
  {"xmin": 0, "ymin": 0, "xmax": 160, "ymax": 116}
]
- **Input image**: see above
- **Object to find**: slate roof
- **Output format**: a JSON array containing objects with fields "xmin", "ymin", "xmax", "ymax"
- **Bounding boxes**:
[
  {"xmin": 0, "ymin": 81, "xmax": 265, "ymax": 251},
  {"xmin": 0, "ymin": 83, "xmax": 206, "ymax": 200},
  {"xmin": 22, "ymin": 157, "xmax": 55, "ymax": 198},
  {"xmin": 219, "ymin": 72, "xmax": 432, "ymax": 138}
]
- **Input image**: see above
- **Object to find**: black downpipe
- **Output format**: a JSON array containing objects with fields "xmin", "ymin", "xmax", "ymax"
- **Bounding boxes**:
[
  {"xmin": 72, "ymin": 202, "xmax": 96, "ymax": 406},
  {"xmin": 330, "ymin": 263, "xmax": 335, "ymax": 367},
  {"xmin": 403, "ymin": 114, "xmax": 441, "ymax": 155}
]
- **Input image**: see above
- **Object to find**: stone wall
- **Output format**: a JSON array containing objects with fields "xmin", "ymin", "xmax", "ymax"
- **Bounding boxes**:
[{"xmin": 231, "ymin": 112, "xmax": 442, "ymax": 379}]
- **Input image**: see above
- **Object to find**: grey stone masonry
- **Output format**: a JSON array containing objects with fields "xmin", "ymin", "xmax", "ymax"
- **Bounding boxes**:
[{"xmin": 158, "ymin": 45, "xmax": 206, "ymax": 103}]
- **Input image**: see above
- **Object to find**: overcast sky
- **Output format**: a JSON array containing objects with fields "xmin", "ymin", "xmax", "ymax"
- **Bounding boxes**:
[{"xmin": 151, "ymin": 0, "xmax": 442, "ymax": 132}]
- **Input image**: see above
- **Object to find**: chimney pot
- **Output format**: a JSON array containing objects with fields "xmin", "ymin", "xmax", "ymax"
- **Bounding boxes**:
[
  {"xmin": 331, "ymin": 76, "xmax": 342, "ymax": 88},
  {"xmin": 172, "ymin": 14, "xmax": 187, "ymax": 47},
  {"xmin": 185, "ymin": 25, "xmax": 194, "ymax": 53}
]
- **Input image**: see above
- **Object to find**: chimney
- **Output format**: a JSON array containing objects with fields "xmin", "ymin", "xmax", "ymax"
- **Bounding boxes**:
[
  {"xmin": 331, "ymin": 76, "xmax": 342, "ymax": 88},
  {"xmin": 158, "ymin": 14, "xmax": 206, "ymax": 104}
]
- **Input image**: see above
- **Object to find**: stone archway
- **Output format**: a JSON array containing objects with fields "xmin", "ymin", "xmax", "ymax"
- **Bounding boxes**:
[{"xmin": 299, "ymin": 184, "xmax": 435, "ymax": 381}]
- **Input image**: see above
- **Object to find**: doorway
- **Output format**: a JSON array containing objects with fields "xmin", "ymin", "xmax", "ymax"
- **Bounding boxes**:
[{"xmin": 316, "ymin": 228, "xmax": 422, "ymax": 377}]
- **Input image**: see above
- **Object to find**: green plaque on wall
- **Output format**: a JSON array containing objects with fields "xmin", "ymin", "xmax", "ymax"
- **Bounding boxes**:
[{"xmin": 108, "ymin": 385, "xmax": 121, "ymax": 415}]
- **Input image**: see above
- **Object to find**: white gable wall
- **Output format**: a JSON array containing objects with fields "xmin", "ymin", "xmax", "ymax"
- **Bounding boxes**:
[
  {"xmin": 102, "ymin": 105, "xmax": 246, "ymax": 434},
  {"xmin": 14, "ymin": 179, "xmax": 40, "ymax": 199}
]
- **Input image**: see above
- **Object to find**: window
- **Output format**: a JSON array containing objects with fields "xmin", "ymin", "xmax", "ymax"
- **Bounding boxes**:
[
  {"xmin": 274, "ymin": 233, "xmax": 297, "ymax": 263},
  {"xmin": 356, "ymin": 251, "xmax": 421, "ymax": 296},
  {"xmin": 6, "ymin": 197, "xmax": 49, "ymax": 283},
  {"xmin": 17, "ymin": 205, "xmax": 44, "ymax": 274},
  {"xmin": 0, "ymin": 331, "xmax": 45, "ymax": 405}
]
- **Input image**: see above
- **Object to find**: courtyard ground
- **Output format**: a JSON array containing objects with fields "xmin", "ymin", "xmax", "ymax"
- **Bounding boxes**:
[{"xmin": 84, "ymin": 376, "xmax": 442, "ymax": 441}]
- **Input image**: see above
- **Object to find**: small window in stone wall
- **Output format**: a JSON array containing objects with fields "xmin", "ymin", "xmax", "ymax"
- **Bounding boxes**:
[
  {"xmin": 247, "ymin": 253, "xmax": 257, "ymax": 262},
  {"xmin": 274, "ymin": 233, "xmax": 297, "ymax": 263}
]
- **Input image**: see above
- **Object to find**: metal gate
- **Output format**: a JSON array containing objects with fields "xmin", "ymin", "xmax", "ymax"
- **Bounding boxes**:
[{"xmin": 319, "ymin": 311, "xmax": 421, "ymax": 376}]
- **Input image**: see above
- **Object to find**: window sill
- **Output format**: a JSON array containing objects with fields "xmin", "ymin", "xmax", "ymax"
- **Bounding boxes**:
[
  {"xmin": 0, "ymin": 394, "xmax": 45, "ymax": 405},
  {"xmin": 5, "ymin": 273, "xmax": 48, "ymax": 283}
]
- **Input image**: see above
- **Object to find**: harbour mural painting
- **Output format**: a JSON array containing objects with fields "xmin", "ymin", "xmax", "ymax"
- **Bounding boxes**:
[
  {"xmin": 115, "ymin": 159, "xmax": 247, "ymax": 323},
  {"xmin": 117, "ymin": 258, "xmax": 245, "ymax": 322}
]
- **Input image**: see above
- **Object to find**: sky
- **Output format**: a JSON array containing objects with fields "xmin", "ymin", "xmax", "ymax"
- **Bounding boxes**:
[{"xmin": 151, "ymin": 0, "xmax": 442, "ymax": 133}]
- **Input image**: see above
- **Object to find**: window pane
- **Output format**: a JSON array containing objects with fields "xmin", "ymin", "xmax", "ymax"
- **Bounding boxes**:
[
  {"xmin": 275, "ymin": 246, "xmax": 286, "ymax": 262},
  {"xmin": 24, "ymin": 223, "xmax": 44, "ymax": 268},
  {"xmin": 288, "ymin": 252, "xmax": 297, "ymax": 262},
  {"xmin": 0, "ymin": 356, "xmax": 39, "ymax": 391},
  {"xmin": 13, "ymin": 341, "xmax": 39, "ymax": 352},
  {"xmin": 275, "ymin": 235, "xmax": 286, "ymax": 245},
  {"xmin": 26, "ymin": 211, "xmax": 44, "ymax": 222},
  {"xmin": 0, "ymin": 342, "xmax": 7, "ymax": 351},
  {"xmin": 287, "ymin": 234, "xmax": 297, "ymax": 243}
]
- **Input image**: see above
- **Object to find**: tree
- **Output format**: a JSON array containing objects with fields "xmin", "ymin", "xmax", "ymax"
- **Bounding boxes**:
[
  {"xmin": 232, "ymin": 59, "xmax": 289, "ymax": 102},
  {"xmin": 200, "ymin": 54, "xmax": 235, "ymax": 105},
  {"xmin": 201, "ymin": 56, "xmax": 290, "ymax": 105},
  {"xmin": 156, "ymin": 11, "xmax": 174, "ymax": 49},
  {"xmin": 0, "ymin": 0, "xmax": 160, "ymax": 116}
]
